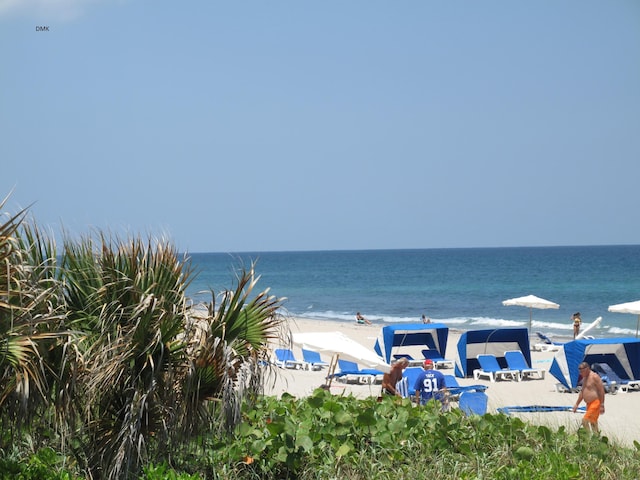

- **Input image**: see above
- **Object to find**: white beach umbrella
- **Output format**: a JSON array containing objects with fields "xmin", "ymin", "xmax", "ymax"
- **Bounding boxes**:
[
  {"xmin": 608, "ymin": 300, "xmax": 640, "ymax": 338},
  {"xmin": 502, "ymin": 294, "xmax": 560, "ymax": 330},
  {"xmin": 292, "ymin": 331, "xmax": 390, "ymax": 372}
]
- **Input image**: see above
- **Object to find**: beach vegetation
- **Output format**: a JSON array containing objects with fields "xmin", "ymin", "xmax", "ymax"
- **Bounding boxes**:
[
  {"xmin": 2, "ymin": 195, "xmax": 640, "ymax": 479},
  {"xmin": 170, "ymin": 388, "xmax": 640, "ymax": 479},
  {"xmin": 0, "ymin": 197, "xmax": 287, "ymax": 479}
]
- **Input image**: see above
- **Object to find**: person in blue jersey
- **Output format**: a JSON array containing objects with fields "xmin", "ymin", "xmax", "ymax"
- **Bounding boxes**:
[{"xmin": 414, "ymin": 359, "xmax": 448, "ymax": 409}]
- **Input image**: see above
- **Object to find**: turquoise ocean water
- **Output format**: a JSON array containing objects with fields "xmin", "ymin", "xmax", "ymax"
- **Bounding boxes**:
[{"xmin": 186, "ymin": 245, "xmax": 640, "ymax": 342}]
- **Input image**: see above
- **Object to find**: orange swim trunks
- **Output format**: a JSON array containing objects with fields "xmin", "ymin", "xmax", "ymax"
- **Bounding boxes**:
[{"xmin": 584, "ymin": 399, "xmax": 601, "ymax": 423}]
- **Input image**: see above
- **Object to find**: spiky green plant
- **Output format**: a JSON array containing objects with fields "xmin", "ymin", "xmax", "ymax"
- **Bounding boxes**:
[
  {"xmin": 59, "ymin": 233, "xmax": 193, "ymax": 479},
  {"xmin": 180, "ymin": 264, "xmax": 286, "ymax": 436},
  {"xmin": 0, "ymin": 198, "xmax": 66, "ymax": 440},
  {"xmin": 59, "ymin": 233, "xmax": 286, "ymax": 479},
  {"xmin": 2, "ymin": 194, "xmax": 289, "ymax": 479}
]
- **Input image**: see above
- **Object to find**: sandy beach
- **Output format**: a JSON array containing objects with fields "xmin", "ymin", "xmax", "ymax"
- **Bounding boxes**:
[{"xmin": 266, "ymin": 317, "xmax": 640, "ymax": 448}]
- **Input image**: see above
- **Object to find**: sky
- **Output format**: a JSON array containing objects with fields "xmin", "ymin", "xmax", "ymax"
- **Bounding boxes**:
[{"xmin": 1, "ymin": 1, "xmax": 639, "ymax": 253}]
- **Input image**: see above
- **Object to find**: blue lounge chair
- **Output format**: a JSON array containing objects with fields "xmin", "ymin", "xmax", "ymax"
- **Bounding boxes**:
[
  {"xmin": 590, "ymin": 363, "xmax": 640, "ymax": 394},
  {"xmin": 532, "ymin": 332, "xmax": 563, "ymax": 352},
  {"xmin": 301, "ymin": 349, "xmax": 329, "ymax": 370},
  {"xmin": 473, "ymin": 354, "xmax": 518, "ymax": 382},
  {"xmin": 400, "ymin": 367, "xmax": 424, "ymax": 397},
  {"xmin": 392, "ymin": 354, "xmax": 423, "ymax": 367},
  {"xmin": 274, "ymin": 348, "xmax": 305, "ymax": 369},
  {"xmin": 395, "ymin": 377, "xmax": 409, "ymax": 398},
  {"xmin": 459, "ymin": 391, "xmax": 488, "ymax": 416},
  {"xmin": 504, "ymin": 350, "xmax": 546, "ymax": 381},
  {"xmin": 421, "ymin": 349, "xmax": 455, "ymax": 369},
  {"xmin": 333, "ymin": 359, "xmax": 383, "ymax": 384},
  {"xmin": 443, "ymin": 374, "xmax": 488, "ymax": 400}
]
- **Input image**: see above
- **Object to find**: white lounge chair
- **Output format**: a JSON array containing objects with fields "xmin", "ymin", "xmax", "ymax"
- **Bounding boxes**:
[
  {"xmin": 274, "ymin": 348, "xmax": 305, "ymax": 369},
  {"xmin": 421, "ymin": 349, "xmax": 455, "ymax": 369},
  {"xmin": 504, "ymin": 350, "xmax": 545, "ymax": 381},
  {"xmin": 473, "ymin": 354, "xmax": 518, "ymax": 382},
  {"xmin": 301, "ymin": 349, "xmax": 329, "ymax": 370}
]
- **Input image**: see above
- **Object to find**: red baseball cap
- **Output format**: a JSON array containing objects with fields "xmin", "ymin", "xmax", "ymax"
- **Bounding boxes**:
[{"xmin": 423, "ymin": 359, "xmax": 434, "ymax": 367}]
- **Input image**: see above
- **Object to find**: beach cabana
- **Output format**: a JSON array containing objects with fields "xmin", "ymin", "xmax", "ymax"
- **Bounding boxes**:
[
  {"xmin": 373, "ymin": 323, "xmax": 449, "ymax": 363},
  {"xmin": 454, "ymin": 328, "xmax": 531, "ymax": 378},
  {"xmin": 549, "ymin": 337, "xmax": 640, "ymax": 390}
]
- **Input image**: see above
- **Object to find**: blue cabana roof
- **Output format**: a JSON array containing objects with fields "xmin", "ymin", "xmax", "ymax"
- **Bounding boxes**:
[
  {"xmin": 373, "ymin": 323, "xmax": 449, "ymax": 363},
  {"xmin": 550, "ymin": 337, "xmax": 640, "ymax": 390},
  {"xmin": 454, "ymin": 328, "xmax": 531, "ymax": 378}
]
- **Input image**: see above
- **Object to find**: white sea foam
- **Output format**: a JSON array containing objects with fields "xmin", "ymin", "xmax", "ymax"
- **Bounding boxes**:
[
  {"xmin": 289, "ymin": 310, "xmax": 635, "ymax": 340},
  {"xmin": 607, "ymin": 326, "xmax": 638, "ymax": 336},
  {"xmin": 532, "ymin": 321, "xmax": 574, "ymax": 331}
]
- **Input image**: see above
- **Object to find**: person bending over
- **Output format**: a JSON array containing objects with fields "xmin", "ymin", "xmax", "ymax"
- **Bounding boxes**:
[{"xmin": 381, "ymin": 358, "xmax": 409, "ymax": 397}]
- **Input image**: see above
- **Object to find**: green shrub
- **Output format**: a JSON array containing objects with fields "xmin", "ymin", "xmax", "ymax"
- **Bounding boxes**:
[{"xmin": 0, "ymin": 447, "xmax": 78, "ymax": 480}]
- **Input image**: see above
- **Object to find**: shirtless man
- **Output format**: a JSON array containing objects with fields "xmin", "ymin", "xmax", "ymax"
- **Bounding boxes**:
[
  {"xmin": 381, "ymin": 358, "xmax": 409, "ymax": 396},
  {"xmin": 572, "ymin": 362, "xmax": 605, "ymax": 433}
]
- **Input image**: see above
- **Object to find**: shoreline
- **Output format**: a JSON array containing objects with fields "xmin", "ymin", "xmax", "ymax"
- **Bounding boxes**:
[{"xmin": 265, "ymin": 316, "xmax": 640, "ymax": 448}]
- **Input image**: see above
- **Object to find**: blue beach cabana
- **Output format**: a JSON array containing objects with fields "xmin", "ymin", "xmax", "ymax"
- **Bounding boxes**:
[
  {"xmin": 373, "ymin": 323, "xmax": 449, "ymax": 363},
  {"xmin": 455, "ymin": 328, "xmax": 531, "ymax": 378},
  {"xmin": 549, "ymin": 337, "xmax": 640, "ymax": 390}
]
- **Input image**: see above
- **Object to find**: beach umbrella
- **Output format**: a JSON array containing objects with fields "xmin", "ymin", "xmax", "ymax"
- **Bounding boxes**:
[
  {"xmin": 292, "ymin": 331, "xmax": 390, "ymax": 372},
  {"xmin": 502, "ymin": 294, "xmax": 560, "ymax": 330},
  {"xmin": 608, "ymin": 300, "xmax": 640, "ymax": 338}
]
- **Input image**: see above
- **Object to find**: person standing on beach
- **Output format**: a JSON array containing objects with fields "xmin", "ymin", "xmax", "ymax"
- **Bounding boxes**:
[
  {"xmin": 414, "ymin": 359, "xmax": 448, "ymax": 409},
  {"xmin": 572, "ymin": 362, "xmax": 605, "ymax": 433},
  {"xmin": 355, "ymin": 312, "xmax": 372, "ymax": 325},
  {"xmin": 572, "ymin": 312, "xmax": 582, "ymax": 338},
  {"xmin": 421, "ymin": 314, "xmax": 431, "ymax": 324},
  {"xmin": 381, "ymin": 358, "xmax": 409, "ymax": 397}
]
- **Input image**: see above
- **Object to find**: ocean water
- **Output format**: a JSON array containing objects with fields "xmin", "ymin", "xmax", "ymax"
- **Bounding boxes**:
[{"xmin": 185, "ymin": 245, "xmax": 640, "ymax": 342}]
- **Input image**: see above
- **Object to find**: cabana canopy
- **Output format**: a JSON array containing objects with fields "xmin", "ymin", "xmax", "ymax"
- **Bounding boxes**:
[
  {"xmin": 454, "ymin": 328, "xmax": 531, "ymax": 378},
  {"xmin": 549, "ymin": 337, "xmax": 640, "ymax": 390},
  {"xmin": 373, "ymin": 323, "xmax": 449, "ymax": 363}
]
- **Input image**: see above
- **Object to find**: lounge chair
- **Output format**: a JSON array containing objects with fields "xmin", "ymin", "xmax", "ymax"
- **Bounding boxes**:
[
  {"xmin": 443, "ymin": 374, "xmax": 488, "ymax": 400},
  {"xmin": 591, "ymin": 363, "xmax": 640, "ymax": 393},
  {"xmin": 333, "ymin": 359, "xmax": 383, "ymax": 384},
  {"xmin": 459, "ymin": 391, "xmax": 488, "ymax": 416},
  {"xmin": 274, "ymin": 348, "xmax": 305, "ymax": 370},
  {"xmin": 421, "ymin": 349, "xmax": 455, "ymax": 369},
  {"xmin": 531, "ymin": 332, "xmax": 562, "ymax": 352},
  {"xmin": 473, "ymin": 354, "xmax": 518, "ymax": 382},
  {"xmin": 401, "ymin": 367, "xmax": 424, "ymax": 397},
  {"xmin": 504, "ymin": 350, "xmax": 546, "ymax": 381},
  {"xmin": 392, "ymin": 354, "xmax": 424, "ymax": 367},
  {"xmin": 301, "ymin": 349, "xmax": 329, "ymax": 370},
  {"xmin": 395, "ymin": 377, "xmax": 409, "ymax": 398}
]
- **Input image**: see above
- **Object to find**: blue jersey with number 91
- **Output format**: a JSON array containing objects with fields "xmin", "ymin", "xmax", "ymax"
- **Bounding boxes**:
[{"xmin": 414, "ymin": 369, "xmax": 446, "ymax": 405}]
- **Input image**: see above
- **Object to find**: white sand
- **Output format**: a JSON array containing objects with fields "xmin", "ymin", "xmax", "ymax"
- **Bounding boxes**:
[{"xmin": 265, "ymin": 317, "xmax": 640, "ymax": 447}]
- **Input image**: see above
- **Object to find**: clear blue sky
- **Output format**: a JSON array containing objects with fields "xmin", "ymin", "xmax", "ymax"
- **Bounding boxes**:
[{"xmin": 2, "ymin": 1, "xmax": 639, "ymax": 253}]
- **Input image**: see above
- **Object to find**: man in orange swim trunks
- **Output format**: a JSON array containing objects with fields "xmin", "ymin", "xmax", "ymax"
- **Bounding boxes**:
[{"xmin": 572, "ymin": 362, "xmax": 605, "ymax": 433}]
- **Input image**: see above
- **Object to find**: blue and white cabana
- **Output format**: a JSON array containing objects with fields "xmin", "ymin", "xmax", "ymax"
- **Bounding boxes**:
[
  {"xmin": 454, "ymin": 328, "xmax": 531, "ymax": 378},
  {"xmin": 549, "ymin": 337, "xmax": 640, "ymax": 390},
  {"xmin": 373, "ymin": 323, "xmax": 449, "ymax": 363}
]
